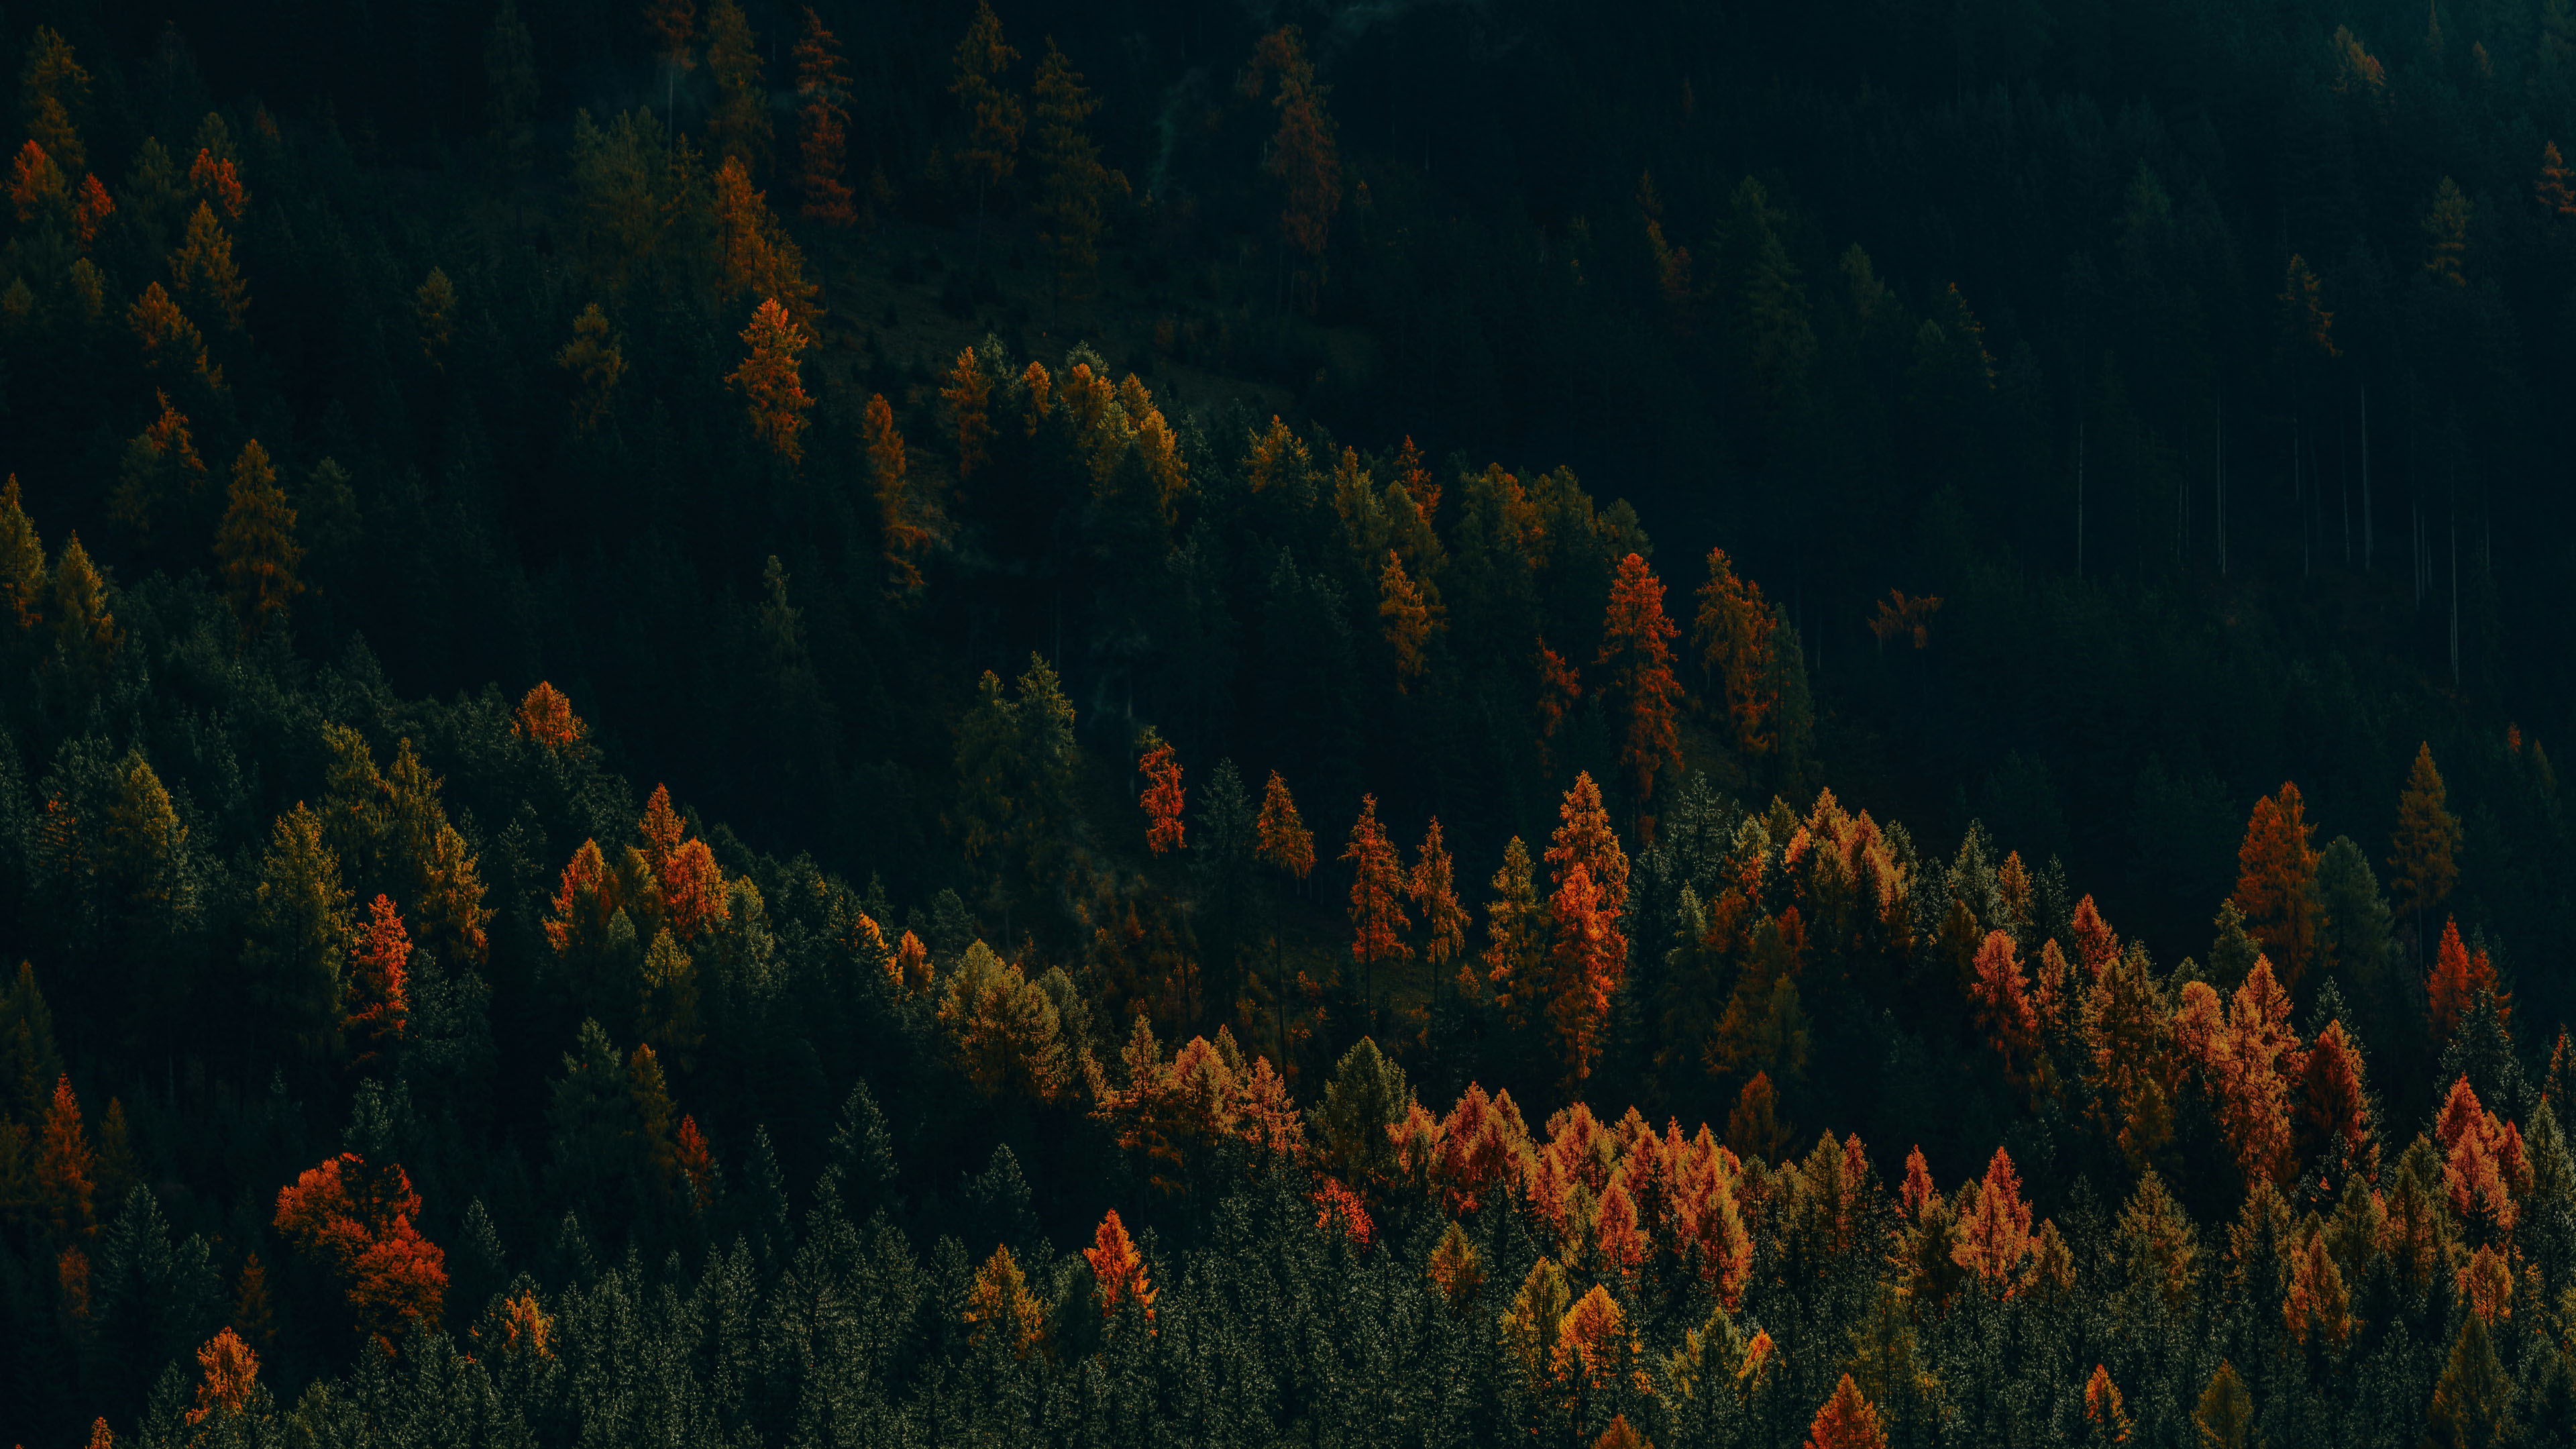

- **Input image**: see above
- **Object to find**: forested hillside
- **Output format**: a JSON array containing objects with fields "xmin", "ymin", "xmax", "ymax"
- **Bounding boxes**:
[{"xmin": 3, "ymin": 1, "xmax": 2575, "ymax": 1445}]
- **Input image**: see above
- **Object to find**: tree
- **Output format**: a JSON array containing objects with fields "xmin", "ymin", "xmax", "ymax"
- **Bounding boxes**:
[
  {"xmin": 1968, "ymin": 930, "xmax": 2039, "ymax": 1087},
  {"xmin": 964, "ymin": 1243, "xmax": 1046, "ymax": 1358},
  {"xmin": 2427, "ymin": 916, "xmax": 2506, "ymax": 1043},
  {"xmin": 1138, "ymin": 735, "xmax": 1186, "ymax": 854},
  {"xmin": 867, "ymin": 393, "xmax": 930, "ymax": 594},
  {"xmin": 9, "ymin": 139, "xmax": 65, "ymax": 223},
  {"xmin": 1409, "ymin": 818, "xmax": 1469, "ymax": 984},
  {"xmin": 1085, "ymin": 1208, "xmax": 1155, "ymax": 1324},
  {"xmin": 1343, "ymin": 794, "xmax": 1413, "ymax": 1029},
  {"xmin": 704, "ymin": 0, "xmax": 770, "ymax": 171},
  {"xmin": 1953, "ymin": 1146, "xmax": 2033, "ymax": 1287},
  {"xmin": 272, "ymin": 1151, "xmax": 447, "ymax": 1348},
  {"xmin": 1, "ymin": 473, "xmax": 44, "ymax": 629},
  {"xmin": 213, "ymin": 440, "xmax": 302, "ymax": 641},
  {"xmin": 1727, "ymin": 1069, "xmax": 1790, "ymax": 1163},
  {"xmin": 2277, "ymin": 254, "xmax": 2337, "ymax": 359},
  {"xmin": 415, "ymin": 268, "xmax": 456, "ymax": 369},
  {"xmin": 729, "ymin": 299, "xmax": 812, "ymax": 462},
  {"xmin": 2084, "ymin": 1365, "xmax": 2131, "ymax": 1445},
  {"xmin": 955, "ymin": 656, "xmax": 1080, "ymax": 914},
  {"xmin": 2192, "ymin": 1362, "xmax": 2252, "ymax": 1449},
  {"xmin": 2390, "ymin": 743, "xmax": 2462, "ymax": 957},
  {"xmin": 128, "ymin": 280, "xmax": 219, "ymax": 387},
  {"xmin": 1241, "ymin": 27, "xmax": 1341, "ymax": 313},
  {"xmin": 172, "ymin": 201, "xmax": 249, "ymax": 331},
  {"xmin": 2232, "ymin": 783, "xmax": 2320, "ymax": 993},
  {"xmin": 1256, "ymin": 771, "xmax": 1316, "ymax": 881},
  {"xmin": 949, "ymin": 0, "xmax": 1022, "ymax": 252},
  {"xmin": 944, "ymin": 346, "xmax": 996, "ymax": 484},
  {"xmin": 18, "ymin": 27, "xmax": 89, "ymax": 176},
  {"xmin": 643, "ymin": 0, "xmax": 696, "ymax": 121},
  {"xmin": 249, "ymin": 803, "xmax": 355, "ymax": 1058},
  {"xmin": 1599, "ymin": 553, "xmax": 1682, "ymax": 822},
  {"xmin": 344, "ymin": 895, "xmax": 410, "ymax": 1075},
  {"xmin": 1030, "ymin": 40, "xmax": 1128, "ymax": 304},
  {"xmin": 38, "ymin": 1073, "xmax": 96, "ymax": 1238},
  {"xmin": 556, "ymin": 304, "xmax": 625, "ymax": 437},
  {"xmin": 188, "ymin": 1327, "xmax": 261, "ymax": 1424},
  {"xmin": 792, "ymin": 9, "xmax": 855, "ymax": 225},
  {"xmin": 2424, "ymin": 177, "xmax": 2471, "ymax": 284},
  {"xmin": 2424, "ymin": 1311, "xmax": 2514, "ymax": 1448},
  {"xmin": 484, "ymin": 0, "xmax": 538, "ymax": 191},
  {"xmin": 2540, "ymin": 142, "xmax": 2576, "ymax": 215},
  {"xmin": 1547, "ymin": 772, "xmax": 1629, "ymax": 918},
  {"xmin": 1546, "ymin": 860, "xmax": 1622, "ymax": 1084},
  {"xmin": 1379, "ymin": 550, "xmax": 1435, "ymax": 691},
  {"xmin": 1483, "ymin": 837, "xmax": 1545, "ymax": 1027},
  {"xmin": 1807, "ymin": 1373, "xmax": 1889, "ymax": 1449}
]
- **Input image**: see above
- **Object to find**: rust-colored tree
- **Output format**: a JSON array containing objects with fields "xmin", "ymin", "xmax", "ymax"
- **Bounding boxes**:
[
  {"xmin": 1084, "ymin": 1208, "xmax": 1156, "ymax": 1325},
  {"xmin": 1807, "ymin": 1373, "xmax": 1890, "ymax": 1449},
  {"xmin": 1546, "ymin": 861, "xmax": 1621, "ymax": 1086},
  {"xmin": 1599, "ymin": 551, "xmax": 1682, "ymax": 824},
  {"xmin": 2426, "ymin": 916, "xmax": 2506, "ymax": 1042},
  {"xmin": 1138, "ymin": 736, "xmax": 1185, "ymax": 853},
  {"xmin": 866, "ymin": 392, "xmax": 930, "ymax": 594},
  {"xmin": 345, "ymin": 894, "xmax": 411, "ymax": 1074},
  {"xmin": 729, "ymin": 298, "xmax": 812, "ymax": 462},
  {"xmin": 1409, "ymin": 817, "xmax": 1469, "ymax": 985},
  {"xmin": 1693, "ymin": 547, "xmax": 1777, "ymax": 758},
  {"xmin": 272, "ymin": 1151, "xmax": 447, "ymax": 1348},
  {"xmin": 513, "ymin": 681, "xmax": 586, "ymax": 749},
  {"xmin": 2232, "ymin": 783, "xmax": 2320, "ymax": 991},
  {"xmin": 2540, "ymin": 142, "xmax": 2576, "ymax": 216},
  {"xmin": 37, "ymin": 1073, "xmax": 96, "ymax": 1238},
  {"xmin": 1546, "ymin": 771, "xmax": 1630, "ymax": 918},
  {"xmin": 792, "ymin": 9, "xmax": 855, "ymax": 225},
  {"xmin": 1534, "ymin": 637, "xmax": 1582, "ymax": 772}
]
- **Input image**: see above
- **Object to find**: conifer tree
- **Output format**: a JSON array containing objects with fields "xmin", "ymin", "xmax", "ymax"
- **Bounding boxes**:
[
  {"xmin": 866, "ymin": 392, "xmax": 929, "ymax": 595},
  {"xmin": 1084, "ymin": 1208, "xmax": 1155, "ymax": 1324},
  {"xmin": 964, "ymin": 1243, "xmax": 1047, "ymax": 1358},
  {"xmin": 2426, "ymin": 916, "xmax": 2506, "ymax": 1042},
  {"xmin": 19, "ymin": 28, "xmax": 90, "ymax": 176},
  {"xmin": 2233, "ymin": 783, "xmax": 2320, "ymax": 991},
  {"xmin": 344, "ymin": 895, "xmax": 410, "ymax": 1074},
  {"xmin": 556, "ymin": 304, "xmax": 626, "ymax": 437},
  {"xmin": 943, "ymin": 345, "xmax": 996, "ymax": 482},
  {"xmin": 2540, "ymin": 141, "xmax": 2576, "ymax": 215},
  {"xmin": 37, "ymin": 1073, "xmax": 96, "ymax": 1238},
  {"xmin": 1256, "ymin": 771, "xmax": 1316, "ymax": 881},
  {"xmin": 213, "ymin": 440, "xmax": 303, "ymax": 640},
  {"xmin": 729, "ymin": 299, "xmax": 812, "ymax": 462},
  {"xmin": 1029, "ymin": 40, "xmax": 1128, "ymax": 304},
  {"xmin": 792, "ymin": 9, "xmax": 855, "ymax": 225},
  {"xmin": 127, "ymin": 281, "xmax": 219, "ymax": 387},
  {"xmin": 1409, "ymin": 818, "xmax": 1469, "ymax": 983},
  {"xmin": 1599, "ymin": 552, "xmax": 1682, "ymax": 821},
  {"xmin": 949, "ymin": 0, "xmax": 1022, "ymax": 252},
  {"xmin": 2424, "ymin": 177, "xmax": 2471, "ymax": 284},
  {"xmin": 643, "ymin": 0, "xmax": 696, "ymax": 120},
  {"xmin": 2390, "ymin": 743, "xmax": 2462, "ymax": 957},
  {"xmin": 1342, "ymin": 795, "xmax": 1412, "ymax": 1027},
  {"xmin": 1138, "ymin": 735, "xmax": 1185, "ymax": 853},
  {"xmin": 1548, "ymin": 771, "xmax": 1630, "ymax": 917},
  {"xmin": 1, "ymin": 473, "xmax": 46, "ymax": 629},
  {"xmin": 1483, "ymin": 836, "xmax": 1544, "ymax": 1028},
  {"xmin": 172, "ymin": 201, "xmax": 250, "ymax": 331},
  {"xmin": 484, "ymin": 1, "xmax": 539, "ymax": 191},
  {"xmin": 1378, "ymin": 550, "xmax": 1435, "ymax": 690},
  {"xmin": 2193, "ymin": 1362, "xmax": 2252, "ymax": 1449},
  {"xmin": 1241, "ymin": 26, "xmax": 1341, "ymax": 313},
  {"xmin": 2424, "ymin": 1311, "xmax": 2513, "ymax": 1448},
  {"xmin": 250, "ymin": 802, "xmax": 355, "ymax": 1058},
  {"xmin": 704, "ymin": 0, "xmax": 770, "ymax": 171},
  {"xmin": 1806, "ymin": 1373, "xmax": 1889, "ymax": 1449}
]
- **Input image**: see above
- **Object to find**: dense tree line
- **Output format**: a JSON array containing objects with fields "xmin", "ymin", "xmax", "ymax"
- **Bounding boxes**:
[{"xmin": 4, "ymin": 1, "xmax": 2575, "ymax": 1444}]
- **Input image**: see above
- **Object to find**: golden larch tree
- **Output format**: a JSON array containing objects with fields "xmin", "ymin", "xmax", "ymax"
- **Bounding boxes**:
[
  {"xmin": 557, "ymin": 303, "xmax": 626, "ymax": 437},
  {"xmin": 3, "ymin": 473, "xmax": 50, "ymax": 629},
  {"xmin": 1409, "ymin": 817, "xmax": 1469, "ymax": 981},
  {"xmin": 172, "ymin": 201, "xmax": 250, "ymax": 331},
  {"xmin": 1084, "ymin": 1208, "xmax": 1156, "ymax": 1324},
  {"xmin": 213, "ymin": 440, "xmax": 303, "ymax": 641},
  {"xmin": 1342, "ymin": 794, "xmax": 1413, "ymax": 1023},
  {"xmin": 2390, "ymin": 742, "xmax": 2462, "ymax": 954},
  {"xmin": 1693, "ymin": 546, "xmax": 1777, "ymax": 759},
  {"xmin": 943, "ymin": 346, "xmax": 996, "ymax": 484},
  {"xmin": 1483, "ymin": 836, "xmax": 1544, "ymax": 1027},
  {"xmin": 1379, "ymin": 549, "xmax": 1435, "ymax": 691},
  {"xmin": 729, "ymin": 299, "xmax": 812, "ymax": 462},
  {"xmin": 1256, "ymin": 771, "xmax": 1314, "ymax": 880},
  {"xmin": 1806, "ymin": 1373, "xmax": 1890, "ymax": 1449},
  {"xmin": 866, "ymin": 392, "xmax": 930, "ymax": 594},
  {"xmin": 963, "ymin": 1243, "xmax": 1047, "ymax": 1358},
  {"xmin": 345, "ymin": 894, "xmax": 411, "ymax": 1074}
]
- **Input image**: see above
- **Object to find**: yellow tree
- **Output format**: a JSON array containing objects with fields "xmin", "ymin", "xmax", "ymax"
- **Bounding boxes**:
[
  {"xmin": 943, "ymin": 346, "xmax": 996, "ymax": 484},
  {"xmin": 172, "ymin": 201, "xmax": 250, "ymax": 331},
  {"xmin": 1409, "ymin": 817, "xmax": 1469, "ymax": 986},
  {"xmin": 213, "ymin": 441, "xmax": 303, "ymax": 641},
  {"xmin": 2390, "ymin": 743, "xmax": 2461, "ymax": 961},
  {"xmin": 1599, "ymin": 552, "xmax": 1682, "ymax": 826},
  {"xmin": 729, "ymin": 299, "xmax": 812, "ymax": 462}
]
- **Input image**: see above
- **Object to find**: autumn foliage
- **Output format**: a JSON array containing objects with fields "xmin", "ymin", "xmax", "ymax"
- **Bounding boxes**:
[
  {"xmin": 1138, "ymin": 737, "xmax": 1185, "ymax": 853},
  {"xmin": 272, "ymin": 1151, "xmax": 448, "ymax": 1347},
  {"xmin": 729, "ymin": 298, "xmax": 812, "ymax": 462}
]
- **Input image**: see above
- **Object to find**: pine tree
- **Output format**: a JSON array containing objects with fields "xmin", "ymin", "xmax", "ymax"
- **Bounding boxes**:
[
  {"xmin": 792, "ymin": 8, "xmax": 856, "ymax": 225},
  {"xmin": 1426, "ymin": 1220, "xmax": 1483, "ymax": 1311},
  {"xmin": 9, "ymin": 138, "xmax": 66, "ymax": 223},
  {"xmin": 2233, "ymin": 783, "xmax": 2321, "ymax": 991},
  {"xmin": 1378, "ymin": 550, "xmax": 1435, "ymax": 690},
  {"xmin": 1030, "ymin": 40, "xmax": 1128, "ymax": 305},
  {"xmin": 214, "ymin": 440, "xmax": 303, "ymax": 640},
  {"xmin": 963, "ymin": 1243, "xmax": 1048, "ymax": 1358},
  {"xmin": 867, "ymin": 392, "xmax": 929, "ymax": 594},
  {"xmin": 1692, "ymin": 549, "xmax": 1780, "ymax": 763},
  {"xmin": 1343, "ymin": 795, "xmax": 1413, "ymax": 1028},
  {"xmin": 2192, "ymin": 1362, "xmax": 2252, "ymax": 1449},
  {"xmin": 2424, "ymin": 177, "xmax": 2472, "ymax": 284},
  {"xmin": 1806, "ymin": 1373, "xmax": 1889, "ymax": 1449},
  {"xmin": 1546, "ymin": 859, "xmax": 1622, "ymax": 1085},
  {"xmin": 127, "ymin": 281, "xmax": 219, "ymax": 386},
  {"xmin": 943, "ymin": 345, "xmax": 996, "ymax": 483},
  {"xmin": 2427, "ymin": 915, "xmax": 2506, "ymax": 1042},
  {"xmin": 188, "ymin": 145, "xmax": 247, "ymax": 221},
  {"xmin": 250, "ymin": 802, "xmax": 355, "ymax": 1058},
  {"xmin": 1084, "ymin": 1208, "xmax": 1155, "ymax": 1324},
  {"xmin": 1548, "ymin": 772, "xmax": 1629, "ymax": 916},
  {"xmin": 2391, "ymin": 743, "xmax": 2463, "ymax": 957},
  {"xmin": 1138, "ymin": 735, "xmax": 1186, "ymax": 854},
  {"xmin": 2116, "ymin": 1169, "xmax": 2198, "ymax": 1308},
  {"xmin": 188, "ymin": 1327, "xmax": 260, "ymax": 1424},
  {"xmin": 557, "ymin": 304, "xmax": 627, "ymax": 437},
  {"xmin": 513, "ymin": 681, "xmax": 586, "ymax": 748},
  {"xmin": 1409, "ymin": 818, "xmax": 1469, "ymax": 983},
  {"xmin": 2540, "ymin": 142, "xmax": 2576, "ymax": 215},
  {"xmin": 37, "ymin": 1073, "xmax": 96, "ymax": 1238},
  {"xmin": 345, "ymin": 894, "xmax": 411, "ymax": 1074},
  {"xmin": 1256, "ymin": 771, "xmax": 1315, "ymax": 880},
  {"xmin": 2084, "ymin": 1365, "xmax": 2131, "ymax": 1445},
  {"xmin": 1599, "ymin": 552, "xmax": 1682, "ymax": 822},
  {"xmin": 1483, "ymin": 837, "xmax": 1545, "ymax": 1026},
  {"xmin": 1, "ymin": 473, "xmax": 46, "ymax": 630},
  {"xmin": 1727, "ymin": 1069, "xmax": 1790, "ymax": 1163},
  {"xmin": 704, "ymin": 0, "xmax": 771, "ymax": 171},
  {"xmin": 172, "ymin": 201, "xmax": 250, "ymax": 331},
  {"xmin": 1242, "ymin": 27, "xmax": 1341, "ymax": 313},
  {"xmin": 949, "ymin": 0, "xmax": 1023, "ymax": 251},
  {"xmin": 2424, "ymin": 1311, "xmax": 2514, "ymax": 1448},
  {"xmin": 729, "ymin": 298, "xmax": 812, "ymax": 462}
]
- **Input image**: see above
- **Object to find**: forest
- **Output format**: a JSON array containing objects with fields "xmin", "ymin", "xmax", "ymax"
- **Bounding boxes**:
[{"xmin": 2, "ymin": 0, "xmax": 2575, "ymax": 1444}]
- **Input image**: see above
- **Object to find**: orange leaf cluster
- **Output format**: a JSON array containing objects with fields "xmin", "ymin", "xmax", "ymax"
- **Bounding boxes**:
[
  {"xmin": 2174, "ymin": 957, "xmax": 2305, "ymax": 1188},
  {"xmin": 186, "ymin": 1328, "xmax": 260, "ymax": 1423},
  {"xmin": 1311, "ymin": 1174, "xmax": 1373, "ymax": 1248},
  {"xmin": 2232, "ymin": 783, "xmax": 2320, "ymax": 992},
  {"xmin": 1084, "ymin": 1208, "xmax": 1157, "ymax": 1324},
  {"xmin": 345, "ymin": 894, "xmax": 412, "ymax": 1073},
  {"xmin": 728, "ymin": 297, "xmax": 812, "ymax": 462},
  {"xmin": 2435, "ymin": 1077, "xmax": 2531, "ymax": 1238},
  {"xmin": 1599, "ymin": 552, "xmax": 1682, "ymax": 811},
  {"xmin": 1138, "ymin": 739, "xmax": 1185, "ymax": 854},
  {"xmin": 2426, "ymin": 915, "xmax": 2506, "ymax": 1042},
  {"xmin": 512, "ymin": 681, "xmax": 585, "ymax": 748},
  {"xmin": 272, "ymin": 1151, "xmax": 447, "ymax": 1348},
  {"xmin": 1255, "ymin": 770, "xmax": 1313, "ymax": 879},
  {"xmin": 1088, "ymin": 1020, "xmax": 1303, "ymax": 1193}
]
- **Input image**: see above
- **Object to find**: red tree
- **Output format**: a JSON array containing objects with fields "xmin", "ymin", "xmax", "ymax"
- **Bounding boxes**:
[
  {"xmin": 1139, "ymin": 737, "xmax": 1185, "ymax": 854},
  {"xmin": 272, "ymin": 1152, "xmax": 447, "ymax": 1347},
  {"xmin": 346, "ymin": 895, "xmax": 411, "ymax": 1073},
  {"xmin": 2426, "ymin": 915, "xmax": 2506, "ymax": 1042},
  {"xmin": 1806, "ymin": 1373, "xmax": 1890, "ymax": 1449}
]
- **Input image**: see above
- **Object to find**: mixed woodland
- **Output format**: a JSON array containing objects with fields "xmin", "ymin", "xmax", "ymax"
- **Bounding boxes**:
[{"xmin": 4, "ymin": 0, "xmax": 2576, "ymax": 1444}]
